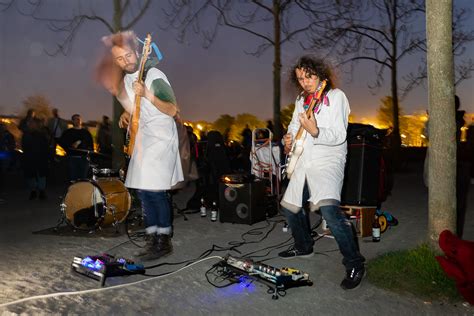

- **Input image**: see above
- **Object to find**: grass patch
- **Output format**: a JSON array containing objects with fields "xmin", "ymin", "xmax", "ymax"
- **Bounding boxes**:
[{"xmin": 367, "ymin": 244, "xmax": 461, "ymax": 303}]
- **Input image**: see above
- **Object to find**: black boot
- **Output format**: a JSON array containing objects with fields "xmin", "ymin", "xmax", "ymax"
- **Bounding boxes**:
[
  {"xmin": 39, "ymin": 190, "xmax": 47, "ymax": 200},
  {"xmin": 29, "ymin": 190, "xmax": 37, "ymax": 200},
  {"xmin": 155, "ymin": 234, "xmax": 173, "ymax": 258},
  {"xmin": 134, "ymin": 234, "xmax": 173, "ymax": 261},
  {"xmin": 134, "ymin": 234, "xmax": 158, "ymax": 260}
]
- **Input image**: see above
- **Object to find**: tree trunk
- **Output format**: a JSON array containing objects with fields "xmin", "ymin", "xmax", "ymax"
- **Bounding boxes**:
[
  {"xmin": 273, "ymin": 1, "xmax": 282, "ymax": 140},
  {"xmin": 112, "ymin": 97, "xmax": 125, "ymax": 169},
  {"xmin": 390, "ymin": 0, "xmax": 402, "ymax": 168},
  {"xmin": 426, "ymin": 0, "xmax": 456, "ymax": 249},
  {"xmin": 112, "ymin": 0, "xmax": 125, "ymax": 169}
]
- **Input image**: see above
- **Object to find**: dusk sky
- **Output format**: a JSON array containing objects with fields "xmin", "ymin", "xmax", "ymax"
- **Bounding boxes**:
[{"xmin": 0, "ymin": 0, "xmax": 473, "ymax": 123}]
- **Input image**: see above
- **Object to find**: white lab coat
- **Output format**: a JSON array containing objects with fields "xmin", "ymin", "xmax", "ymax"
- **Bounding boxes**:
[
  {"xmin": 281, "ymin": 88, "xmax": 350, "ymax": 213},
  {"xmin": 121, "ymin": 68, "xmax": 183, "ymax": 191}
]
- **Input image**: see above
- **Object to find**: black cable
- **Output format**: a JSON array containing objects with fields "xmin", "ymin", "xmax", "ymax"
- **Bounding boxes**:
[
  {"xmin": 241, "ymin": 236, "xmax": 294, "ymax": 259},
  {"xmin": 204, "ymin": 264, "xmax": 238, "ymax": 288},
  {"xmin": 103, "ymin": 208, "xmax": 318, "ymax": 277}
]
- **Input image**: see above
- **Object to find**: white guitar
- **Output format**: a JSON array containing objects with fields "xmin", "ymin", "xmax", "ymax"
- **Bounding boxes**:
[{"xmin": 285, "ymin": 80, "xmax": 327, "ymax": 179}]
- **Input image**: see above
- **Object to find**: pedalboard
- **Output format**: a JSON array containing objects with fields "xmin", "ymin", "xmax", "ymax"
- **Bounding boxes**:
[
  {"xmin": 71, "ymin": 254, "xmax": 145, "ymax": 286},
  {"xmin": 221, "ymin": 255, "xmax": 313, "ymax": 299}
]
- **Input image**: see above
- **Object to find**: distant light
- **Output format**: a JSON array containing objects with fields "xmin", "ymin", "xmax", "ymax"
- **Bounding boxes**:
[
  {"xmin": 420, "ymin": 135, "xmax": 426, "ymax": 139},
  {"xmin": 401, "ymin": 134, "xmax": 407, "ymax": 138},
  {"xmin": 56, "ymin": 145, "xmax": 66, "ymax": 157},
  {"xmin": 197, "ymin": 124, "xmax": 203, "ymax": 131}
]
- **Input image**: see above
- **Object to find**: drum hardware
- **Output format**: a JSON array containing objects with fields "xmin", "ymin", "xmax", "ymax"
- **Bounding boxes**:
[
  {"xmin": 92, "ymin": 167, "xmax": 123, "ymax": 180},
  {"xmin": 108, "ymin": 204, "xmax": 121, "ymax": 234},
  {"xmin": 54, "ymin": 200, "xmax": 68, "ymax": 232}
]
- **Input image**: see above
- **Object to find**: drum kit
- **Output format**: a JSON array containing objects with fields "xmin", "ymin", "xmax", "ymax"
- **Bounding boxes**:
[{"xmin": 55, "ymin": 149, "xmax": 133, "ymax": 232}]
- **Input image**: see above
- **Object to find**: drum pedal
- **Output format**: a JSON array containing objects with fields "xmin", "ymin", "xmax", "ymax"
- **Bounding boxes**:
[{"xmin": 71, "ymin": 254, "xmax": 145, "ymax": 286}]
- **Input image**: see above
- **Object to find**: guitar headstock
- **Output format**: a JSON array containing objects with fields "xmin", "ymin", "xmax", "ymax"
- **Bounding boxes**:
[
  {"xmin": 141, "ymin": 33, "xmax": 152, "ymax": 61},
  {"xmin": 314, "ymin": 80, "xmax": 327, "ymax": 98}
]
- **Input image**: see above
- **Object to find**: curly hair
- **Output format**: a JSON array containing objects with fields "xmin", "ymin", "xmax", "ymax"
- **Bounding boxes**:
[{"xmin": 290, "ymin": 55, "xmax": 334, "ymax": 92}]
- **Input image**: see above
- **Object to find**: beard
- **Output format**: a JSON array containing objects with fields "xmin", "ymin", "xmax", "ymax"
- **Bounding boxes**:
[{"xmin": 124, "ymin": 63, "xmax": 138, "ymax": 74}]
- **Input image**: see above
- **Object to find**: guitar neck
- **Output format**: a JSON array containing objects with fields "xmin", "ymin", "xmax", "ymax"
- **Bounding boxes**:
[
  {"xmin": 293, "ymin": 81, "xmax": 327, "ymax": 141},
  {"xmin": 125, "ymin": 33, "xmax": 152, "ymax": 157},
  {"xmin": 294, "ymin": 97, "xmax": 319, "ymax": 140}
]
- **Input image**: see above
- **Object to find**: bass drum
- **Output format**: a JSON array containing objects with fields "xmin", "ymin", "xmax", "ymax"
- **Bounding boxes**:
[{"xmin": 63, "ymin": 178, "xmax": 131, "ymax": 229}]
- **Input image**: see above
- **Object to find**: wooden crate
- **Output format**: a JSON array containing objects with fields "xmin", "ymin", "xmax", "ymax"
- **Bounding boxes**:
[{"xmin": 340, "ymin": 205, "xmax": 377, "ymax": 237}]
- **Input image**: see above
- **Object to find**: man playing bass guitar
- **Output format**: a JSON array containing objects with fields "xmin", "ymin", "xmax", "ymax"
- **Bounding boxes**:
[
  {"xmin": 279, "ymin": 55, "xmax": 365, "ymax": 290},
  {"xmin": 99, "ymin": 31, "xmax": 183, "ymax": 261}
]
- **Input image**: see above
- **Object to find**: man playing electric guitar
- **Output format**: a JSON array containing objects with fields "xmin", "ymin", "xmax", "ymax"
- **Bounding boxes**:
[
  {"xmin": 99, "ymin": 31, "xmax": 183, "ymax": 261},
  {"xmin": 279, "ymin": 56, "xmax": 365, "ymax": 290}
]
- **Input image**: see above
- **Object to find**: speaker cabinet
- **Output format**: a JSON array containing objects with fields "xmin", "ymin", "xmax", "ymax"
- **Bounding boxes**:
[
  {"xmin": 219, "ymin": 180, "xmax": 266, "ymax": 224},
  {"xmin": 341, "ymin": 142, "xmax": 382, "ymax": 206}
]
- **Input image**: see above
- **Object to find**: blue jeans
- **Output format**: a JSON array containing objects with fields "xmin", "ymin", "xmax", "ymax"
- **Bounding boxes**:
[
  {"xmin": 27, "ymin": 176, "xmax": 46, "ymax": 191},
  {"xmin": 283, "ymin": 185, "xmax": 365, "ymax": 270},
  {"xmin": 137, "ymin": 190, "xmax": 172, "ymax": 235}
]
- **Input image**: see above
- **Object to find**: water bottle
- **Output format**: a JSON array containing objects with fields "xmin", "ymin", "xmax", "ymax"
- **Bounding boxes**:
[
  {"xmin": 200, "ymin": 198, "xmax": 207, "ymax": 217},
  {"xmin": 372, "ymin": 215, "xmax": 381, "ymax": 242},
  {"xmin": 211, "ymin": 201, "xmax": 218, "ymax": 222}
]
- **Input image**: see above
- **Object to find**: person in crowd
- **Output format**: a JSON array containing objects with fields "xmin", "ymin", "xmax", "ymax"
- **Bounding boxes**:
[
  {"xmin": 18, "ymin": 109, "xmax": 36, "ymax": 133},
  {"xmin": 454, "ymin": 96, "xmax": 471, "ymax": 238},
  {"xmin": 423, "ymin": 95, "xmax": 470, "ymax": 237},
  {"xmin": 240, "ymin": 124, "xmax": 252, "ymax": 172},
  {"xmin": 47, "ymin": 108, "xmax": 68, "ymax": 156},
  {"xmin": 97, "ymin": 115, "xmax": 112, "ymax": 156},
  {"xmin": 0, "ymin": 123, "xmax": 16, "ymax": 203},
  {"xmin": 59, "ymin": 114, "xmax": 94, "ymax": 181},
  {"xmin": 21, "ymin": 118, "xmax": 49, "ymax": 200}
]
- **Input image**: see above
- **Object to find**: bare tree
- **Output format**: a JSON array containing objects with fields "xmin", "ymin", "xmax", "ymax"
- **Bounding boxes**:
[
  {"xmin": 0, "ymin": 0, "xmax": 152, "ymax": 168},
  {"xmin": 307, "ymin": 0, "xmax": 472, "ymax": 166},
  {"xmin": 426, "ymin": 0, "xmax": 456, "ymax": 249},
  {"xmin": 403, "ymin": 6, "xmax": 474, "ymax": 93},
  {"xmin": 306, "ymin": 0, "xmax": 427, "ymax": 160},
  {"xmin": 162, "ymin": 0, "xmax": 352, "ymax": 139}
]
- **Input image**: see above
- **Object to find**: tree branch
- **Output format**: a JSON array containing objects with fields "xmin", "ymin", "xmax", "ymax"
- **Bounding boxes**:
[
  {"xmin": 249, "ymin": 0, "xmax": 273, "ymax": 15},
  {"xmin": 124, "ymin": 0, "xmax": 151, "ymax": 30},
  {"xmin": 210, "ymin": 2, "xmax": 274, "ymax": 44}
]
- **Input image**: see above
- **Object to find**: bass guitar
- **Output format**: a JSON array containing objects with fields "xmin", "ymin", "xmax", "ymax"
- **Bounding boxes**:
[
  {"xmin": 124, "ymin": 33, "xmax": 152, "ymax": 157},
  {"xmin": 284, "ymin": 80, "xmax": 327, "ymax": 179}
]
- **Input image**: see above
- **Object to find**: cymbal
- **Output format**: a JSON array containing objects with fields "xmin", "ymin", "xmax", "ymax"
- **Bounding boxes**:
[{"xmin": 68, "ymin": 148, "xmax": 111, "ymax": 158}]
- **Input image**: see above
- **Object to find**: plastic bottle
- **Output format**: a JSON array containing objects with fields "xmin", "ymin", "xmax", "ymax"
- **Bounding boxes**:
[
  {"xmin": 200, "ymin": 198, "xmax": 207, "ymax": 217},
  {"xmin": 211, "ymin": 201, "xmax": 218, "ymax": 222},
  {"xmin": 372, "ymin": 215, "xmax": 381, "ymax": 242}
]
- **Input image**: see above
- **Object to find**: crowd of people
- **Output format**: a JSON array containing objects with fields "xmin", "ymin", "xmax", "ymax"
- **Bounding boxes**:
[{"xmin": 0, "ymin": 108, "xmax": 114, "ymax": 202}]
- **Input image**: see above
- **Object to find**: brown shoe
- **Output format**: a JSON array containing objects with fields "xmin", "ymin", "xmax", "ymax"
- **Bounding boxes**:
[
  {"xmin": 155, "ymin": 234, "xmax": 173, "ymax": 257},
  {"xmin": 134, "ymin": 234, "xmax": 158, "ymax": 259},
  {"xmin": 134, "ymin": 234, "xmax": 173, "ymax": 261}
]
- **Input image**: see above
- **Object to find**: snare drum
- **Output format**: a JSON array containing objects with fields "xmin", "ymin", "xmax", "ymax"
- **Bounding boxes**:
[
  {"xmin": 62, "ymin": 178, "xmax": 131, "ymax": 229},
  {"xmin": 93, "ymin": 168, "xmax": 121, "ymax": 178}
]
